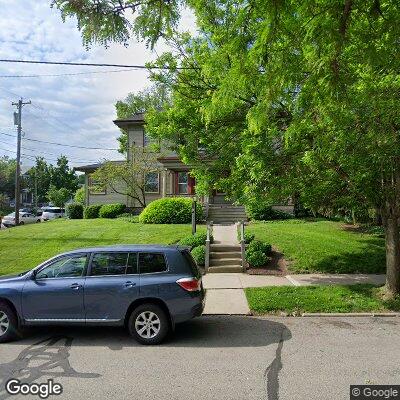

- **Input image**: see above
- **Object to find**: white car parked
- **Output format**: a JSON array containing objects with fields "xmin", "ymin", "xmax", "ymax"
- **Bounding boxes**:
[
  {"xmin": 1, "ymin": 212, "xmax": 41, "ymax": 227},
  {"xmin": 41, "ymin": 207, "xmax": 65, "ymax": 221}
]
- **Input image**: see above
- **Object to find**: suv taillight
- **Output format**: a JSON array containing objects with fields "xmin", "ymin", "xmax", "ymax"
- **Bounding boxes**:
[{"xmin": 176, "ymin": 277, "xmax": 201, "ymax": 292}]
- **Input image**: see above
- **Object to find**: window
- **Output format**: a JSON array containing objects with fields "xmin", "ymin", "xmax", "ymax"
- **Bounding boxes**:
[
  {"xmin": 139, "ymin": 253, "xmax": 167, "ymax": 274},
  {"xmin": 144, "ymin": 172, "xmax": 160, "ymax": 193},
  {"xmin": 36, "ymin": 255, "xmax": 87, "ymax": 279},
  {"xmin": 89, "ymin": 175, "xmax": 106, "ymax": 195},
  {"xmin": 178, "ymin": 172, "xmax": 188, "ymax": 194},
  {"xmin": 90, "ymin": 253, "xmax": 128, "ymax": 276},
  {"xmin": 143, "ymin": 131, "xmax": 151, "ymax": 146},
  {"xmin": 126, "ymin": 253, "xmax": 138, "ymax": 275}
]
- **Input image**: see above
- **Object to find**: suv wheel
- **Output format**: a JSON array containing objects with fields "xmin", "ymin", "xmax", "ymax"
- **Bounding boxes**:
[
  {"xmin": 0, "ymin": 302, "xmax": 20, "ymax": 343},
  {"xmin": 128, "ymin": 303, "xmax": 170, "ymax": 345}
]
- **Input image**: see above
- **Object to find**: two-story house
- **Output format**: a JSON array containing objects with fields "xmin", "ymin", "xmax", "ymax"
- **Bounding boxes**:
[{"xmin": 75, "ymin": 113, "xmax": 246, "ymax": 221}]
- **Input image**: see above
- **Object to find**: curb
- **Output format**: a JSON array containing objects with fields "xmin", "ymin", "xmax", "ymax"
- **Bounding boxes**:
[{"xmin": 301, "ymin": 312, "xmax": 400, "ymax": 317}]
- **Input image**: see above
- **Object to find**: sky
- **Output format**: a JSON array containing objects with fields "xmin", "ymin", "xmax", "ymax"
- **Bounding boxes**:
[{"xmin": 0, "ymin": 0, "xmax": 195, "ymax": 168}]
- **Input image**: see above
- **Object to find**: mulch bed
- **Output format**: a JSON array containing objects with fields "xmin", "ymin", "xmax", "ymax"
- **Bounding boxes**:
[{"xmin": 246, "ymin": 247, "xmax": 290, "ymax": 276}]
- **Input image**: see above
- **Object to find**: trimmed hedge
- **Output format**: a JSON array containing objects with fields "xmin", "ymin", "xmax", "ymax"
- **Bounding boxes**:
[
  {"xmin": 191, "ymin": 245, "xmax": 206, "ymax": 266},
  {"xmin": 246, "ymin": 201, "xmax": 293, "ymax": 221},
  {"xmin": 139, "ymin": 197, "xmax": 203, "ymax": 224},
  {"xmin": 179, "ymin": 232, "xmax": 211, "ymax": 248},
  {"xmin": 99, "ymin": 203, "xmax": 126, "ymax": 219},
  {"xmin": 66, "ymin": 203, "xmax": 83, "ymax": 219},
  {"xmin": 83, "ymin": 204, "xmax": 102, "ymax": 219}
]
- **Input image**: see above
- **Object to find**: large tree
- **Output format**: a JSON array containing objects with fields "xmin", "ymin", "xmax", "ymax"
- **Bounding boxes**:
[
  {"xmin": 0, "ymin": 156, "xmax": 16, "ymax": 199},
  {"xmin": 52, "ymin": 0, "xmax": 400, "ymax": 295}
]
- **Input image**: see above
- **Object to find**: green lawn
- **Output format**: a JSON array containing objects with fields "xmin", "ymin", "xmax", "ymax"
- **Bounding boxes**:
[
  {"xmin": 0, "ymin": 219, "xmax": 201, "ymax": 276},
  {"xmin": 245, "ymin": 285, "xmax": 400, "ymax": 314},
  {"xmin": 247, "ymin": 219, "xmax": 385, "ymax": 274}
]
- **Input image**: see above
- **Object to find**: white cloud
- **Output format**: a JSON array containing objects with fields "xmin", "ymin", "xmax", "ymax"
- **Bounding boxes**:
[{"xmin": 0, "ymin": 0, "xmax": 196, "ymax": 167}]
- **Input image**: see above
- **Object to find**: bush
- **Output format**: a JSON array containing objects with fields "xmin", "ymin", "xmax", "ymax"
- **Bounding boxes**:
[
  {"xmin": 139, "ymin": 197, "xmax": 204, "ymax": 224},
  {"xmin": 246, "ymin": 201, "xmax": 293, "ymax": 221},
  {"xmin": 66, "ymin": 203, "xmax": 83, "ymax": 219},
  {"xmin": 83, "ymin": 204, "xmax": 102, "ymax": 219},
  {"xmin": 237, "ymin": 230, "xmax": 255, "ymax": 244},
  {"xmin": 191, "ymin": 245, "xmax": 206, "ymax": 266},
  {"xmin": 247, "ymin": 240, "xmax": 272, "ymax": 256},
  {"xmin": 245, "ymin": 250, "xmax": 268, "ymax": 268},
  {"xmin": 74, "ymin": 187, "xmax": 85, "ymax": 205},
  {"xmin": 179, "ymin": 232, "xmax": 211, "ymax": 248},
  {"xmin": 99, "ymin": 203, "xmax": 126, "ymax": 219}
]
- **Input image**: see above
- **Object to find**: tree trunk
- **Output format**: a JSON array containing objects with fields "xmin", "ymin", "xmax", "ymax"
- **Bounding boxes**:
[{"xmin": 384, "ymin": 215, "xmax": 400, "ymax": 295}]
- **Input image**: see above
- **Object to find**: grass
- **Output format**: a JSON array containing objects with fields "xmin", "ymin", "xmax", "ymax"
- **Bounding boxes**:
[
  {"xmin": 245, "ymin": 285, "xmax": 400, "ymax": 314},
  {"xmin": 247, "ymin": 219, "xmax": 385, "ymax": 274},
  {"xmin": 0, "ymin": 219, "xmax": 202, "ymax": 276}
]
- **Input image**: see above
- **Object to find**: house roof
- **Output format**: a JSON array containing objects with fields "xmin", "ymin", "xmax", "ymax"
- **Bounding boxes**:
[
  {"xmin": 74, "ymin": 160, "xmax": 124, "ymax": 173},
  {"xmin": 113, "ymin": 112, "xmax": 145, "ymax": 128}
]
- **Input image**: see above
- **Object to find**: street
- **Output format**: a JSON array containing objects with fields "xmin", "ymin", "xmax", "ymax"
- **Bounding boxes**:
[{"xmin": 0, "ymin": 316, "xmax": 399, "ymax": 400}]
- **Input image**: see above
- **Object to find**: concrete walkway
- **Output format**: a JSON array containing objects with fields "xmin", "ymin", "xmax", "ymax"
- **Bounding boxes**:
[
  {"xmin": 212, "ymin": 223, "xmax": 238, "ymax": 244},
  {"xmin": 202, "ymin": 272, "xmax": 386, "ymax": 315}
]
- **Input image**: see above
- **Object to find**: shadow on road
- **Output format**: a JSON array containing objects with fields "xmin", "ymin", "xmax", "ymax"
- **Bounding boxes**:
[{"xmin": 1, "ymin": 316, "xmax": 291, "ymax": 400}]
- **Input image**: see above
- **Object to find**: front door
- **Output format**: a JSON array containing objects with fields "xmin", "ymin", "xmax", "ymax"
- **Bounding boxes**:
[
  {"xmin": 84, "ymin": 252, "xmax": 139, "ymax": 322},
  {"xmin": 22, "ymin": 254, "xmax": 87, "ymax": 322}
]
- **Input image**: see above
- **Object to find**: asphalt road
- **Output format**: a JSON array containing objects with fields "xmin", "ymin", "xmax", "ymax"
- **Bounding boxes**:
[{"xmin": 0, "ymin": 316, "xmax": 399, "ymax": 400}]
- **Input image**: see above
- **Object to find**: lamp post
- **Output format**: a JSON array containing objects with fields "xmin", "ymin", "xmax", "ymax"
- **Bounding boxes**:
[{"xmin": 191, "ymin": 197, "xmax": 197, "ymax": 235}]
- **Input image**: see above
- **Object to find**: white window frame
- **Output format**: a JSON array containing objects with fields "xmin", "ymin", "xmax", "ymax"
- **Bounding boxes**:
[{"xmin": 177, "ymin": 172, "xmax": 189, "ymax": 195}]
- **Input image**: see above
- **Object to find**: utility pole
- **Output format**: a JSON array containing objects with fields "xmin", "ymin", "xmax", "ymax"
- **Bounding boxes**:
[{"xmin": 12, "ymin": 98, "xmax": 31, "ymax": 226}]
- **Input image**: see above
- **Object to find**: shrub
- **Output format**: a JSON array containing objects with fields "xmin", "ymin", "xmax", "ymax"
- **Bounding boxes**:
[
  {"xmin": 179, "ymin": 232, "xmax": 211, "ymax": 248},
  {"xmin": 237, "ymin": 230, "xmax": 255, "ymax": 244},
  {"xmin": 246, "ymin": 201, "xmax": 292, "ymax": 221},
  {"xmin": 83, "ymin": 204, "xmax": 102, "ymax": 219},
  {"xmin": 139, "ymin": 197, "xmax": 204, "ymax": 224},
  {"xmin": 245, "ymin": 250, "xmax": 268, "ymax": 268},
  {"xmin": 66, "ymin": 203, "xmax": 83, "ymax": 219},
  {"xmin": 191, "ymin": 245, "xmax": 206, "ymax": 266},
  {"xmin": 99, "ymin": 203, "xmax": 126, "ymax": 218},
  {"xmin": 247, "ymin": 240, "xmax": 272, "ymax": 256},
  {"xmin": 74, "ymin": 187, "xmax": 85, "ymax": 205}
]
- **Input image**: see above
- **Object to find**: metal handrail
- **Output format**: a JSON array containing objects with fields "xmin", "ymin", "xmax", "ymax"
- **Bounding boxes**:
[
  {"xmin": 240, "ymin": 220, "xmax": 246, "ymax": 271},
  {"xmin": 205, "ymin": 221, "xmax": 212, "ymax": 272}
]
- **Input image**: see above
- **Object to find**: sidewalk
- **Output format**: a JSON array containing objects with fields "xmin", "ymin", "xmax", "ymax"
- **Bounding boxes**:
[{"xmin": 203, "ymin": 273, "xmax": 386, "ymax": 289}]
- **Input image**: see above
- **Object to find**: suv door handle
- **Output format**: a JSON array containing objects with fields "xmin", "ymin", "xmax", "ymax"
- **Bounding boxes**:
[
  {"xmin": 124, "ymin": 281, "xmax": 136, "ymax": 288},
  {"xmin": 70, "ymin": 283, "xmax": 82, "ymax": 290}
]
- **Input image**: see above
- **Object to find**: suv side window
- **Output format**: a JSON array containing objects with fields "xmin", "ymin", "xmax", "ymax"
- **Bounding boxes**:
[
  {"xmin": 126, "ymin": 253, "xmax": 138, "ymax": 275},
  {"xmin": 36, "ymin": 255, "xmax": 87, "ymax": 279},
  {"xmin": 138, "ymin": 253, "xmax": 167, "ymax": 274},
  {"xmin": 90, "ymin": 253, "xmax": 128, "ymax": 276}
]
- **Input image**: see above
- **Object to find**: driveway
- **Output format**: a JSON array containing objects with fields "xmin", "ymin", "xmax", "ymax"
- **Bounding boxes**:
[{"xmin": 0, "ymin": 316, "xmax": 399, "ymax": 400}]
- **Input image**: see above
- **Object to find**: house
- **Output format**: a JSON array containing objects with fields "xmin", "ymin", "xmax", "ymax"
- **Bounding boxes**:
[{"xmin": 75, "ymin": 113, "xmax": 248, "ymax": 221}]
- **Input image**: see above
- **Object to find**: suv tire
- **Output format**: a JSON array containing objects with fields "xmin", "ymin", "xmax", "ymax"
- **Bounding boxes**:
[
  {"xmin": 128, "ymin": 303, "xmax": 170, "ymax": 345},
  {"xmin": 0, "ymin": 302, "xmax": 20, "ymax": 343}
]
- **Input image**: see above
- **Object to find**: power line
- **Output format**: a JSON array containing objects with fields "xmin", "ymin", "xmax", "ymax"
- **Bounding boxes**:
[
  {"xmin": 0, "ymin": 68, "xmax": 141, "ymax": 78},
  {"xmin": 0, "ymin": 59, "xmax": 192, "ymax": 70},
  {"xmin": 0, "ymin": 131, "xmax": 119, "ymax": 151}
]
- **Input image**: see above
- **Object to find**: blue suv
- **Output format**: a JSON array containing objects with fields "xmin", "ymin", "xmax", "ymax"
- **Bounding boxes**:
[{"xmin": 0, "ymin": 245, "xmax": 204, "ymax": 345}]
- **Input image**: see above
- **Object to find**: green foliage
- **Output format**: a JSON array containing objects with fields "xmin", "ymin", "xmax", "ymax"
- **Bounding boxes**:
[
  {"xmin": 245, "ymin": 285, "xmax": 400, "ymax": 314},
  {"xmin": 74, "ymin": 187, "xmax": 85, "ymax": 205},
  {"xmin": 238, "ymin": 230, "xmax": 255, "ymax": 244},
  {"xmin": 99, "ymin": 203, "xmax": 126, "ymax": 218},
  {"xmin": 247, "ymin": 240, "xmax": 272, "ymax": 256},
  {"xmin": 191, "ymin": 245, "xmax": 206, "ymax": 266},
  {"xmin": 66, "ymin": 203, "xmax": 84, "ymax": 219},
  {"xmin": 245, "ymin": 250, "xmax": 268, "ymax": 268},
  {"xmin": 0, "ymin": 156, "xmax": 16, "ymax": 199},
  {"xmin": 179, "ymin": 231, "xmax": 210, "ymax": 248},
  {"xmin": 83, "ymin": 204, "xmax": 102, "ymax": 219},
  {"xmin": 246, "ymin": 202, "xmax": 292, "ymax": 221},
  {"xmin": 47, "ymin": 185, "xmax": 70, "ymax": 207},
  {"xmin": 139, "ymin": 197, "xmax": 203, "ymax": 224}
]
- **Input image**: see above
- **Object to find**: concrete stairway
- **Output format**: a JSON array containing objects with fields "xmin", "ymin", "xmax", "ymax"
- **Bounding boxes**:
[
  {"xmin": 208, "ymin": 244, "xmax": 243, "ymax": 273},
  {"xmin": 207, "ymin": 204, "xmax": 247, "ymax": 223}
]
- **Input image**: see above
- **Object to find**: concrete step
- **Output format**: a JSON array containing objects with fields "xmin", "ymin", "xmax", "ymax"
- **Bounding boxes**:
[
  {"xmin": 210, "ymin": 251, "xmax": 242, "ymax": 259},
  {"xmin": 210, "ymin": 258, "xmax": 242, "ymax": 266},
  {"xmin": 210, "ymin": 244, "xmax": 241, "ymax": 252},
  {"xmin": 207, "ymin": 266, "xmax": 244, "ymax": 273},
  {"xmin": 208, "ymin": 205, "xmax": 245, "ymax": 209}
]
